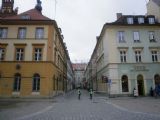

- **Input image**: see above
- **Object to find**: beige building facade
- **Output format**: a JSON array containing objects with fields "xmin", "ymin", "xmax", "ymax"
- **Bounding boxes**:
[{"xmin": 0, "ymin": 0, "xmax": 67, "ymax": 98}]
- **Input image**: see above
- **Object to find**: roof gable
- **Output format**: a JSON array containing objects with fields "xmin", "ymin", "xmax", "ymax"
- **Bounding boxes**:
[{"xmin": 1, "ymin": 8, "xmax": 51, "ymax": 21}]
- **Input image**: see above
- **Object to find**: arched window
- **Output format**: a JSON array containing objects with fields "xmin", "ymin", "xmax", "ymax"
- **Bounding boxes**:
[
  {"xmin": 121, "ymin": 75, "xmax": 129, "ymax": 92},
  {"xmin": 13, "ymin": 73, "xmax": 21, "ymax": 91},
  {"xmin": 154, "ymin": 74, "xmax": 160, "ymax": 86},
  {"xmin": 33, "ymin": 73, "xmax": 40, "ymax": 91}
]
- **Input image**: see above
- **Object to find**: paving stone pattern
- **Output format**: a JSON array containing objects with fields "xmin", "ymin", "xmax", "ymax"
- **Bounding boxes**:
[{"xmin": 0, "ymin": 90, "xmax": 160, "ymax": 120}]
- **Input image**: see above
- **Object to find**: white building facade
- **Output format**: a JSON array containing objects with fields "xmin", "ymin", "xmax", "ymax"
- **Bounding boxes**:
[{"xmin": 85, "ymin": 0, "xmax": 160, "ymax": 96}]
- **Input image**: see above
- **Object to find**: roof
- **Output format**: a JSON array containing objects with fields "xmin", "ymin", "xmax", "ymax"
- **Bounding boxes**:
[
  {"xmin": 152, "ymin": 0, "xmax": 160, "ymax": 6},
  {"xmin": 0, "ymin": 8, "xmax": 51, "ymax": 21},
  {"xmin": 72, "ymin": 63, "xmax": 87, "ymax": 71},
  {"xmin": 103, "ymin": 14, "xmax": 160, "ymax": 27}
]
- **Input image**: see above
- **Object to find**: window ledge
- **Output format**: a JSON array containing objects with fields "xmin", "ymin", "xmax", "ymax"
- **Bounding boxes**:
[
  {"xmin": 32, "ymin": 92, "xmax": 40, "ymax": 95},
  {"xmin": 12, "ymin": 92, "xmax": 20, "ymax": 95}
]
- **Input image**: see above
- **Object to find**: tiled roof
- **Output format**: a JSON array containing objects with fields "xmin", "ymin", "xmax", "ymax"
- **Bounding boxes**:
[
  {"xmin": 152, "ymin": 0, "xmax": 160, "ymax": 6},
  {"xmin": 72, "ymin": 63, "xmax": 87, "ymax": 71},
  {"xmin": 0, "ymin": 8, "xmax": 51, "ymax": 20}
]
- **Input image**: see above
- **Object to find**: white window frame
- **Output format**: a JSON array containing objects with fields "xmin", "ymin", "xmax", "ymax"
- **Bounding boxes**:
[
  {"xmin": 16, "ymin": 48, "xmax": 24, "ymax": 61},
  {"xmin": 148, "ymin": 17, "xmax": 155, "ymax": 24},
  {"xmin": 135, "ymin": 50, "xmax": 142, "ymax": 62},
  {"xmin": 127, "ymin": 17, "xmax": 134, "ymax": 24},
  {"xmin": 133, "ymin": 31, "xmax": 140, "ymax": 42},
  {"xmin": 118, "ymin": 31, "xmax": 125, "ymax": 43},
  {"xmin": 35, "ymin": 28, "xmax": 44, "ymax": 39},
  {"xmin": 138, "ymin": 17, "xmax": 144, "ymax": 24},
  {"xmin": 120, "ymin": 50, "xmax": 127, "ymax": 63},
  {"xmin": 151, "ymin": 50, "xmax": 158, "ymax": 62},
  {"xmin": 0, "ymin": 28, "xmax": 8, "ymax": 39},
  {"xmin": 34, "ymin": 48, "xmax": 42, "ymax": 61},
  {"xmin": 149, "ymin": 31, "xmax": 156, "ymax": 42},
  {"xmin": 18, "ymin": 27, "xmax": 26, "ymax": 39}
]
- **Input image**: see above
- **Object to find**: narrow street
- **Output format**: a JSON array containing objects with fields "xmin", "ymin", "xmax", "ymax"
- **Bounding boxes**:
[{"xmin": 0, "ymin": 90, "xmax": 160, "ymax": 120}]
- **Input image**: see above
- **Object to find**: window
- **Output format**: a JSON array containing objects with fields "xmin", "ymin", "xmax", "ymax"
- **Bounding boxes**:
[
  {"xmin": 148, "ymin": 17, "xmax": 155, "ymax": 24},
  {"xmin": 151, "ymin": 51, "xmax": 158, "ymax": 62},
  {"xmin": 133, "ymin": 31, "xmax": 140, "ymax": 42},
  {"xmin": 118, "ymin": 31, "xmax": 125, "ymax": 43},
  {"xmin": 18, "ymin": 27, "xmax": 26, "ymax": 39},
  {"xmin": 15, "ymin": 48, "xmax": 24, "ymax": 61},
  {"xmin": 127, "ymin": 17, "xmax": 134, "ymax": 24},
  {"xmin": 33, "ymin": 74, "xmax": 40, "ymax": 91},
  {"xmin": 121, "ymin": 75, "xmax": 129, "ymax": 92},
  {"xmin": 138, "ymin": 17, "xmax": 144, "ymax": 24},
  {"xmin": 35, "ymin": 28, "xmax": 44, "ymax": 39},
  {"xmin": 21, "ymin": 15, "xmax": 30, "ymax": 20},
  {"xmin": 120, "ymin": 50, "xmax": 127, "ymax": 63},
  {"xmin": 0, "ymin": 28, "xmax": 8, "ymax": 39},
  {"xmin": 135, "ymin": 50, "xmax": 142, "ymax": 62},
  {"xmin": 34, "ymin": 48, "xmax": 42, "ymax": 61},
  {"xmin": 0, "ymin": 48, "xmax": 5, "ymax": 61},
  {"xmin": 149, "ymin": 31, "xmax": 156, "ymax": 42},
  {"xmin": 13, "ymin": 73, "xmax": 21, "ymax": 92}
]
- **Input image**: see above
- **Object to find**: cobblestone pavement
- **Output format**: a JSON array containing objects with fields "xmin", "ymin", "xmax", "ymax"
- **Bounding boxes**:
[
  {"xmin": 0, "ymin": 90, "xmax": 160, "ymax": 120},
  {"xmin": 107, "ymin": 96, "xmax": 160, "ymax": 116}
]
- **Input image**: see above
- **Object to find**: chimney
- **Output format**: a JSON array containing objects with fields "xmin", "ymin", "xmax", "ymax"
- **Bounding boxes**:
[{"xmin": 117, "ymin": 13, "xmax": 122, "ymax": 20}]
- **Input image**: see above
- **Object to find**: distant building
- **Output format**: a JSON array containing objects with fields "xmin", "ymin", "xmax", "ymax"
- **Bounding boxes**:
[
  {"xmin": 85, "ymin": 0, "xmax": 160, "ymax": 96},
  {"xmin": 0, "ymin": 0, "xmax": 68, "ymax": 98},
  {"xmin": 72, "ymin": 63, "xmax": 87, "ymax": 88},
  {"xmin": 66, "ymin": 51, "xmax": 75, "ymax": 91}
]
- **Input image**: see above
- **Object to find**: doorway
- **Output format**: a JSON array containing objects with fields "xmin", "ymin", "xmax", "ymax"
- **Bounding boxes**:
[
  {"xmin": 137, "ymin": 75, "xmax": 145, "ymax": 96},
  {"xmin": 154, "ymin": 74, "xmax": 160, "ymax": 86}
]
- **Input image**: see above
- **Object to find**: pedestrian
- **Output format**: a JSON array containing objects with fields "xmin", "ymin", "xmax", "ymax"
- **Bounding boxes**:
[
  {"xmin": 150, "ymin": 87, "xmax": 154, "ymax": 97},
  {"xmin": 133, "ymin": 88, "xmax": 138, "ymax": 97},
  {"xmin": 78, "ymin": 89, "xmax": 81, "ymax": 100},
  {"xmin": 89, "ymin": 89, "xmax": 93, "ymax": 100}
]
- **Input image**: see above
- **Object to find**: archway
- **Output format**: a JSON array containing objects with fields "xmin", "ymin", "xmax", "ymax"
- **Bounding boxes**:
[
  {"xmin": 137, "ymin": 75, "xmax": 145, "ymax": 96},
  {"xmin": 121, "ymin": 75, "xmax": 129, "ymax": 92}
]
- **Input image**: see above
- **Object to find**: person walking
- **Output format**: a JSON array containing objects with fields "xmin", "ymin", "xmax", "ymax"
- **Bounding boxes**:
[
  {"xmin": 133, "ymin": 88, "xmax": 138, "ymax": 97},
  {"xmin": 89, "ymin": 89, "xmax": 93, "ymax": 100},
  {"xmin": 78, "ymin": 89, "xmax": 81, "ymax": 100}
]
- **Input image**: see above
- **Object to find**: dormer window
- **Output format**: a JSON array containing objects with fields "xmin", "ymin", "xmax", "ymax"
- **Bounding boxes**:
[
  {"xmin": 148, "ymin": 17, "xmax": 155, "ymax": 24},
  {"xmin": 138, "ymin": 17, "xmax": 144, "ymax": 24},
  {"xmin": 21, "ymin": 15, "xmax": 31, "ymax": 20},
  {"xmin": 127, "ymin": 17, "xmax": 134, "ymax": 24}
]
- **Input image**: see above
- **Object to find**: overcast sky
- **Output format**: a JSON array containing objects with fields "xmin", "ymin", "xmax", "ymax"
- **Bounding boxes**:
[{"xmin": 4, "ymin": 0, "xmax": 149, "ymax": 62}]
